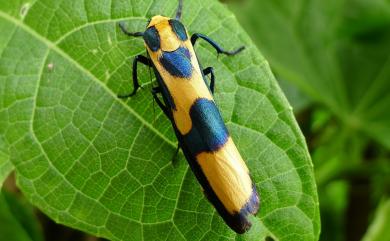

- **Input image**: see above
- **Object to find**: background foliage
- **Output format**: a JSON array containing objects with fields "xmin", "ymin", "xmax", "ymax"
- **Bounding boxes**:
[
  {"xmin": 228, "ymin": 0, "xmax": 390, "ymax": 241},
  {"xmin": 0, "ymin": 0, "xmax": 319, "ymax": 241}
]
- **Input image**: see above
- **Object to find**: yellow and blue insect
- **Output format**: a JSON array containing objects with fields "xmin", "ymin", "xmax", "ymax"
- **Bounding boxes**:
[{"xmin": 118, "ymin": 0, "xmax": 259, "ymax": 233}]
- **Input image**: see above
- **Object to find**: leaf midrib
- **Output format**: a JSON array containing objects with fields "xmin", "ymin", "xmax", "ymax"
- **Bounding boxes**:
[
  {"xmin": 0, "ymin": 10, "xmax": 176, "ymax": 149},
  {"xmin": 0, "ymin": 10, "xmax": 203, "ymax": 240}
]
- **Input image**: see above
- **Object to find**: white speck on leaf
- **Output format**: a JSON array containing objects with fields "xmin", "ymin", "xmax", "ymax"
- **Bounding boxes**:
[{"xmin": 47, "ymin": 63, "xmax": 54, "ymax": 71}]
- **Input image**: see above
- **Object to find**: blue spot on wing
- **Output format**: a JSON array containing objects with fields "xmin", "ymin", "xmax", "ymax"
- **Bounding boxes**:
[
  {"xmin": 169, "ymin": 19, "xmax": 188, "ymax": 41},
  {"xmin": 143, "ymin": 27, "xmax": 160, "ymax": 52},
  {"xmin": 160, "ymin": 47, "xmax": 192, "ymax": 78},
  {"xmin": 184, "ymin": 98, "xmax": 229, "ymax": 154}
]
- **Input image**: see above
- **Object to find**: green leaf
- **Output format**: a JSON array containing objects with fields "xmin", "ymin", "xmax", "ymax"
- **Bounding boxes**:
[
  {"xmin": 277, "ymin": 78, "xmax": 312, "ymax": 113},
  {"xmin": 362, "ymin": 198, "xmax": 390, "ymax": 241},
  {"xmin": 0, "ymin": 191, "xmax": 43, "ymax": 241},
  {"xmin": 0, "ymin": 137, "xmax": 12, "ymax": 187},
  {"xmin": 0, "ymin": 0, "xmax": 319, "ymax": 240},
  {"xmin": 229, "ymin": 0, "xmax": 390, "ymax": 149},
  {"xmin": 0, "ymin": 13, "xmax": 13, "ymax": 185}
]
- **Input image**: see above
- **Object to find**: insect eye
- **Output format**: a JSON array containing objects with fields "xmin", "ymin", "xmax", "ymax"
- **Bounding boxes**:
[
  {"xmin": 169, "ymin": 19, "xmax": 188, "ymax": 41},
  {"xmin": 143, "ymin": 26, "xmax": 160, "ymax": 52}
]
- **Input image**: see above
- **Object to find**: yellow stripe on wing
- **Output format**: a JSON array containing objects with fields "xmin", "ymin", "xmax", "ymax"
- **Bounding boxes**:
[{"xmin": 196, "ymin": 137, "xmax": 252, "ymax": 214}]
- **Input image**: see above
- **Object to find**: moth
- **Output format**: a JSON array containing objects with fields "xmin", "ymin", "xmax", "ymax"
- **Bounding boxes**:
[{"xmin": 118, "ymin": 0, "xmax": 259, "ymax": 233}]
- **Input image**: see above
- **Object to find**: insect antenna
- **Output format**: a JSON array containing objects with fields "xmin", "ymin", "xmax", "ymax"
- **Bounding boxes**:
[
  {"xmin": 175, "ymin": 0, "xmax": 183, "ymax": 20},
  {"xmin": 118, "ymin": 22, "xmax": 144, "ymax": 37}
]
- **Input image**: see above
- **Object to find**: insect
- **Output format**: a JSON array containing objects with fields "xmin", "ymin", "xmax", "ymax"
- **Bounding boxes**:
[{"xmin": 118, "ymin": 0, "xmax": 259, "ymax": 234}]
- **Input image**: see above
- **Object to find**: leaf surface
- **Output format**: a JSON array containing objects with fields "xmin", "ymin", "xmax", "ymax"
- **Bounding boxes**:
[
  {"xmin": 0, "ymin": 0, "xmax": 319, "ymax": 240},
  {"xmin": 0, "ymin": 137, "xmax": 12, "ymax": 187},
  {"xmin": 230, "ymin": 0, "xmax": 390, "ymax": 148}
]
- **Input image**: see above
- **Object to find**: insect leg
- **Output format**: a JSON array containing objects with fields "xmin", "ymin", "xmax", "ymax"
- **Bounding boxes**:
[
  {"xmin": 171, "ymin": 143, "xmax": 181, "ymax": 167},
  {"xmin": 118, "ymin": 55, "xmax": 152, "ymax": 98},
  {"xmin": 151, "ymin": 87, "xmax": 170, "ymax": 118},
  {"xmin": 191, "ymin": 33, "xmax": 245, "ymax": 56},
  {"xmin": 151, "ymin": 87, "xmax": 182, "ymax": 165},
  {"xmin": 203, "ymin": 67, "xmax": 215, "ymax": 94},
  {"xmin": 151, "ymin": 87, "xmax": 181, "ymax": 165}
]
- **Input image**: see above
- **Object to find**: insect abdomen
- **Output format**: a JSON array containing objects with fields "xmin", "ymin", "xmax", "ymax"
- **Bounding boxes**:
[{"xmin": 177, "ymin": 98, "xmax": 259, "ymax": 233}]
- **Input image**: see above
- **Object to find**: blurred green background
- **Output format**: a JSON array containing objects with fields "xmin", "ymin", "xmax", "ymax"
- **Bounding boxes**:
[
  {"xmin": 1, "ymin": 0, "xmax": 389, "ymax": 241},
  {"xmin": 227, "ymin": 0, "xmax": 390, "ymax": 240}
]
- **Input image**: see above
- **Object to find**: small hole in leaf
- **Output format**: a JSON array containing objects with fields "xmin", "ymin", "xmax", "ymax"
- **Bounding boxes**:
[{"xmin": 265, "ymin": 237, "xmax": 275, "ymax": 241}]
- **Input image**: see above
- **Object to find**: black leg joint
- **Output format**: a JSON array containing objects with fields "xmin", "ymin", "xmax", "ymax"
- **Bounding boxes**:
[
  {"xmin": 203, "ymin": 67, "xmax": 215, "ymax": 94},
  {"xmin": 118, "ymin": 55, "xmax": 152, "ymax": 99},
  {"xmin": 151, "ymin": 87, "xmax": 170, "ymax": 118},
  {"xmin": 171, "ymin": 142, "xmax": 181, "ymax": 167}
]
